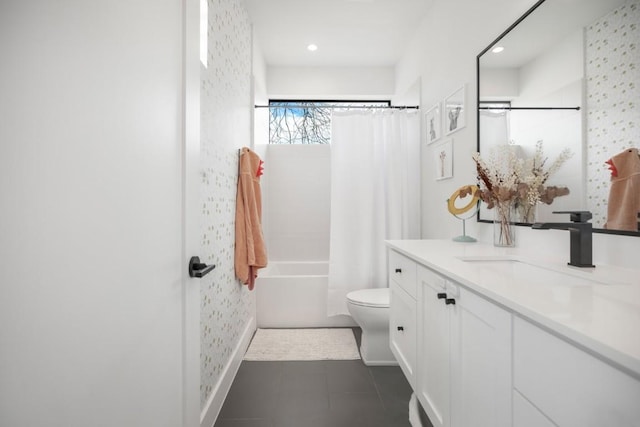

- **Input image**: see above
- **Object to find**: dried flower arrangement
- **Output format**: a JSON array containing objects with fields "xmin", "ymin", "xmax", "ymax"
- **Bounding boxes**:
[
  {"xmin": 472, "ymin": 141, "xmax": 572, "ymax": 245},
  {"xmin": 514, "ymin": 141, "xmax": 572, "ymax": 222},
  {"xmin": 473, "ymin": 145, "xmax": 522, "ymax": 209}
]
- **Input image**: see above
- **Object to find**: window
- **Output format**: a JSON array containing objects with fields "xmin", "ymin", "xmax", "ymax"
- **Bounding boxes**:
[
  {"xmin": 200, "ymin": 0, "xmax": 208, "ymax": 67},
  {"xmin": 268, "ymin": 100, "xmax": 390, "ymax": 144}
]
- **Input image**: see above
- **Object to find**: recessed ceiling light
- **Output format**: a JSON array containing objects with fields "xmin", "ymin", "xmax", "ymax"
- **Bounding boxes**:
[
  {"xmin": 492, "ymin": 46, "xmax": 505, "ymax": 53},
  {"xmin": 307, "ymin": 44, "xmax": 318, "ymax": 52}
]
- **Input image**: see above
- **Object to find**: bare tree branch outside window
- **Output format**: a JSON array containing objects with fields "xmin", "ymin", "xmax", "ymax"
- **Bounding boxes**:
[{"xmin": 268, "ymin": 101, "xmax": 389, "ymax": 144}]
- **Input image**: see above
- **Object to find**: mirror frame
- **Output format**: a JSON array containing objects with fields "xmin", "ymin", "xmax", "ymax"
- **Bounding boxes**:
[{"xmin": 475, "ymin": 0, "xmax": 640, "ymax": 237}]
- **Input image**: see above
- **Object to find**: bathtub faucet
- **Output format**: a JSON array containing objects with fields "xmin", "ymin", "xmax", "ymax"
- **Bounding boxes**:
[{"xmin": 531, "ymin": 211, "xmax": 595, "ymax": 268}]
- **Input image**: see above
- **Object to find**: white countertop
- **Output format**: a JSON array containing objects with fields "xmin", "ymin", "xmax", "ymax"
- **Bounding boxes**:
[{"xmin": 385, "ymin": 239, "xmax": 640, "ymax": 378}]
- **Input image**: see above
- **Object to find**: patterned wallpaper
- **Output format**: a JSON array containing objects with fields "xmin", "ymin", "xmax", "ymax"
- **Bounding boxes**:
[
  {"xmin": 200, "ymin": 0, "xmax": 254, "ymax": 408},
  {"xmin": 586, "ymin": 0, "xmax": 640, "ymax": 227}
]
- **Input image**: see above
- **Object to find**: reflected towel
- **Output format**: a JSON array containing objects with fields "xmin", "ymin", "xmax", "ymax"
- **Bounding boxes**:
[{"xmin": 604, "ymin": 148, "xmax": 640, "ymax": 231}]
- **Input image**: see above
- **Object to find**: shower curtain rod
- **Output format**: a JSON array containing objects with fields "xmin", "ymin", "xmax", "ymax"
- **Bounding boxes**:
[
  {"xmin": 478, "ymin": 106, "xmax": 580, "ymax": 111},
  {"xmin": 254, "ymin": 104, "xmax": 419, "ymax": 110}
]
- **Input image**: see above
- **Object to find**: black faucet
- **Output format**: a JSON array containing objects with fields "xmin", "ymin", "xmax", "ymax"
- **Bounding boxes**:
[{"xmin": 531, "ymin": 211, "xmax": 595, "ymax": 268}]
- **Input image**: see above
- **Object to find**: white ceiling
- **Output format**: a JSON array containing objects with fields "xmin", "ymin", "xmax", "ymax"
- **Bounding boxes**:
[{"xmin": 244, "ymin": 0, "xmax": 433, "ymax": 67}]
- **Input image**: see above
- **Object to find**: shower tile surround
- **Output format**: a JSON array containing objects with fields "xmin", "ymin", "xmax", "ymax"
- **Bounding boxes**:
[
  {"xmin": 200, "ymin": 0, "xmax": 255, "ymax": 408},
  {"xmin": 263, "ymin": 144, "xmax": 331, "ymax": 261},
  {"xmin": 586, "ymin": 1, "xmax": 640, "ymax": 227}
]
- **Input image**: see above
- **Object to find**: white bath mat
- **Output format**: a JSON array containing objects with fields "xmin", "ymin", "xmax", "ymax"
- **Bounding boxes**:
[{"xmin": 243, "ymin": 328, "xmax": 361, "ymax": 361}]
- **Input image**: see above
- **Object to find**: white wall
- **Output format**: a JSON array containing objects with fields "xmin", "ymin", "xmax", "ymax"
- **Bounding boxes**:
[
  {"xmin": 480, "ymin": 67, "xmax": 519, "ymax": 99},
  {"xmin": 518, "ymin": 29, "xmax": 584, "ymax": 100},
  {"xmin": 268, "ymin": 66, "xmax": 395, "ymax": 99},
  {"xmin": 396, "ymin": 0, "xmax": 640, "ymax": 269}
]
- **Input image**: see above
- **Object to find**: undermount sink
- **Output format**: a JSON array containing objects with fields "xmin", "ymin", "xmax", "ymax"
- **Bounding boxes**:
[{"xmin": 456, "ymin": 256, "xmax": 621, "ymax": 287}]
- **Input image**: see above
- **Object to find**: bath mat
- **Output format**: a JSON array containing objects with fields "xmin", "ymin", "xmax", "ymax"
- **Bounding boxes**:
[{"xmin": 243, "ymin": 328, "xmax": 361, "ymax": 361}]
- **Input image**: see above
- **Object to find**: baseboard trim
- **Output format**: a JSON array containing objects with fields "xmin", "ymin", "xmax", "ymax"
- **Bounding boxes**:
[{"xmin": 200, "ymin": 316, "xmax": 256, "ymax": 427}]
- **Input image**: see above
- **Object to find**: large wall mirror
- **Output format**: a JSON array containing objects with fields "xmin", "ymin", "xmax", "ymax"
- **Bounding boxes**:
[{"xmin": 477, "ymin": 0, "xmax": 640, "ymax": 236}]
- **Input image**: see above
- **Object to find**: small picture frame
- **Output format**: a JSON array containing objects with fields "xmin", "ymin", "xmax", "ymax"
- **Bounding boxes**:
[
  {"xmin": 425, "ymin": 103, "xmax": 441, "ymax": 144},
  {"xmin": 434, "ymin": 138, "xmax": 453, "ymax": 180},
  {"xmin": 444, "ymin": 85, "xmax": 466, "ymax": 135}
]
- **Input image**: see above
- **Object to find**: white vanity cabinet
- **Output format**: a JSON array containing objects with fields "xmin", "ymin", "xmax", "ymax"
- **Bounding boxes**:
[
  {"xmin": 386, "ymin": 239, "xmax": 640, "ymax": 427},
  {"xmin": 513, "ymin": 316, "xmax": 640, "ymax": 427},
  {"xmin": 388, "ymin": 251, "xmax": 514, "ymax": 427},
  {"xmin": 416, "ymin": 265, "xmax": 512, "ymax": 427},
  {"xmin": 389, "ymin": 250, "xmax": 417, "ymax": 388}
]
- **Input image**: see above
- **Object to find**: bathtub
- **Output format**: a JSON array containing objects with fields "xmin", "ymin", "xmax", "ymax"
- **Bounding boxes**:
[{"xmin": 255, "ymin": 261, "xmax": 357, "ymax": 328}]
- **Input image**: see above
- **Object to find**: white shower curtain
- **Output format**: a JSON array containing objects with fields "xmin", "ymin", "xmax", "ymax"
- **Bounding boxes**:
[{"xmin": 327, "ymin": 110, "xmax": 421, "ymax": 316}]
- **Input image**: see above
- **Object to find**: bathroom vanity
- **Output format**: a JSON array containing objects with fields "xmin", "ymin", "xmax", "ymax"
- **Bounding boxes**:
[{"xmin": 386, "ymin": 239, "xmax": 640, "ymax": 427}]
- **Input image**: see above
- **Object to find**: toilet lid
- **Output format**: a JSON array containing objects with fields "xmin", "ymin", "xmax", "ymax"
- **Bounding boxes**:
[{"xmin": 347, "ymin": 288, "xmax": 389, "ymax": 308}]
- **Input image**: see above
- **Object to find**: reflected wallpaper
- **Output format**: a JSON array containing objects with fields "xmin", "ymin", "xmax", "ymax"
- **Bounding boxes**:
[{"xmin": 586, "ymin": 1, "xmax": 640, "ymax": 228}]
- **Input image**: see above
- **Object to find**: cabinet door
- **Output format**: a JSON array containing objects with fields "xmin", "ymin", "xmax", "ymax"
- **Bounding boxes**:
[
  {"xmin": 390, "ymin": 280, "xmax": 417, "ymax": 388},
  {"xmin": 417, "ymin": 266, "xmax": 450, "ymax": 427},
  {"xmin": 514, "ymin": 316, "xmax": 640, "ymax": 427},
  {"xmin": 388, "ymin": 250, "xmax": 418, "ymax": 298},
  {"xmin": 513, "ymin": 390, "xmax": 556, "ymax": 427},
  {"xmin": 450, "ymin": 285, "xmax": 512, "ymax": 427}
]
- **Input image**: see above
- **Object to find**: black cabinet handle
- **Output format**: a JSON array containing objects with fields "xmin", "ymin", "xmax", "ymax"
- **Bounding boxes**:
[
  {"xmin": 437, "ymin": 293, "xmax": 447, "ymax": 299},
  {"xmin": 395, "ymin": 268, "xmax": 402, "ymax": 273},
  {"xmin": 189, "ymin": 256, "xmax": 216, "ymax": 278},
  {"xmin": 445, "ymin": 298, "xmax": 456, "ymax": 305},
  {"xmin": 397, "ymin": 326, "xmax": 404, "ymax": 331}
]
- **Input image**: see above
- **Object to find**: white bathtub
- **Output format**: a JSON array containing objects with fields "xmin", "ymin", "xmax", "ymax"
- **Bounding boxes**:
[{"xmin": 255, "ymin": 261, "xmax": 356, "ymax": 328}]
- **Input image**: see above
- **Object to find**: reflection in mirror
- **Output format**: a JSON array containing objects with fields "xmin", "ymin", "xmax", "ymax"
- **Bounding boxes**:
[{"xmin": 477, "ymin": 0, "xmax": 640, "ymax": 235}]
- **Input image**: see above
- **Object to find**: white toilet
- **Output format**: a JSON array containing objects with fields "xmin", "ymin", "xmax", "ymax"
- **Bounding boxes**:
[{"xmin": 346, "ymin": 288, "xmax": 397, "ymax": 366}]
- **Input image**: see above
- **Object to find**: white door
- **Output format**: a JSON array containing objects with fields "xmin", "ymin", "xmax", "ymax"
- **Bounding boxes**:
[{"xmin": 0, "ymin": 1, "xmax": 200, "ymax": 426}]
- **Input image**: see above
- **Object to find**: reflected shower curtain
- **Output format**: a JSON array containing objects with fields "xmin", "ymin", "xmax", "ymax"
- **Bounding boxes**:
[
  {"xmin": 479, "ymin": 109, "xmax": 510, "ymax": 146},
  {"xmin": 327, "ymin": 110, "xmax": 421, "ymax": 316}
]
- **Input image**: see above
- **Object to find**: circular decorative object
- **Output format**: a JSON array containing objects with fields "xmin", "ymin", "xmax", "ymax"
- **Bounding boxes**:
[{"xmin": 447, "ymin": 185, "xmax": 479, "ymax": 216}]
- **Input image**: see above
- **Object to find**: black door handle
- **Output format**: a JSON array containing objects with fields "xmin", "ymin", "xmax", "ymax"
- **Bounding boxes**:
[
  {"xmin": 395, "ymin": 268, "xmax": 402, "ymax": 273},
  {"xmin": 437, "ymin": 293, "xmax": 447, "ymax": 299},
  {"xmin": 445, "ymin": 298, "xmax": 456, "ymax": 305},
  {"xmin": 189, "ymin": 256, "xmax": 216, "ymax": 278},
  {"xmin": 397, "ymin": 326, "xmax": 404, "ymax": 331}
]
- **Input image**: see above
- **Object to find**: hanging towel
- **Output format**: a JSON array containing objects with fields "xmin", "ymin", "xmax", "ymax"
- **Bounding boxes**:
[
  {"xmin": 604, "ymin": 147, "xmax": 640, "ymax": 231},
  {"xmin": 235, "ymin": 147, "xmax": 267, "ymax": 290}
]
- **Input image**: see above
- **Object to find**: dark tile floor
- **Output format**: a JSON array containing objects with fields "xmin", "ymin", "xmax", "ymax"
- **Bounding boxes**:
[{"xmin": 214, "ymin": 328, "xmax": 416, "ymax": 427}]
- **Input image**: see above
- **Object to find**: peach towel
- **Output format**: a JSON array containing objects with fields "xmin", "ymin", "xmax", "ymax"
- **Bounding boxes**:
[
  {"xmin": 605, "ymin": 148, "xmax": 640, "ymax": 231},
  {"xmin": 234, "ymin": 147, "xmax": 267, "ymax": 290}
]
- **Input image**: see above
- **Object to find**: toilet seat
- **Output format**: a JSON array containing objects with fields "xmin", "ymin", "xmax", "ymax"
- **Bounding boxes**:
[{"xmin": 346, "ymin": 288, "xmax": 389, "ymax": 308}]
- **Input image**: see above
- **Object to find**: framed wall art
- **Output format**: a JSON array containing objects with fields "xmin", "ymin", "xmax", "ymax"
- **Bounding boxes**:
[
  {"xmin": 444, "ymin": 85, "xmax": 466, "ymax": 135},
  {"xmin": 434, "ymin": 138, "xmax": 453, "ymax": 180},
  {"xmin": 425, "ymin": 102, "xmax": 441, "ymax": 144}
]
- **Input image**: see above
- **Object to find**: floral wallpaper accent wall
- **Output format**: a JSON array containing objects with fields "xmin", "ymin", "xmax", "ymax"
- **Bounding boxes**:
[
  {"xmin": 586, "ymin": 1, "xmax": 640, "ymax": 227},
  {"xmin": 200, "ymin": 0, "xmax": 255, "ymax": 408}
]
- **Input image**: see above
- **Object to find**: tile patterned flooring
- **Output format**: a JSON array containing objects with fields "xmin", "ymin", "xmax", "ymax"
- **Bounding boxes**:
[{"xmin": 214, "ymin": 328, "xmax": 421, "ymax": 427}]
